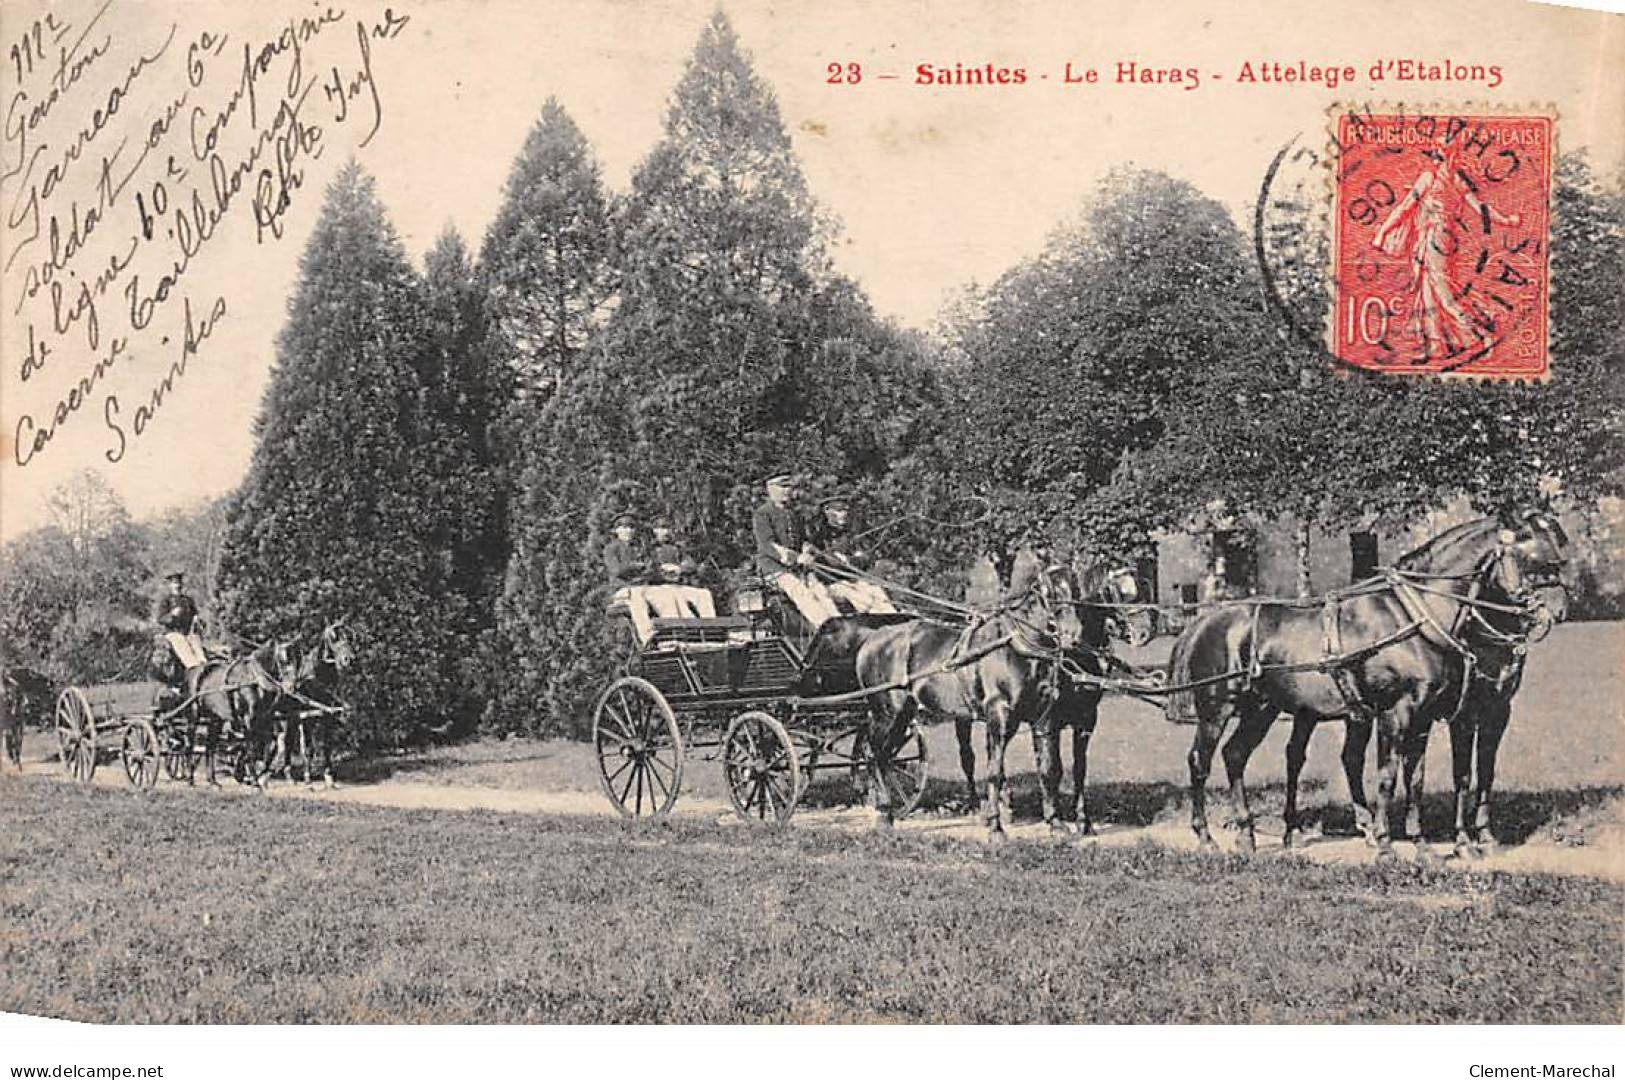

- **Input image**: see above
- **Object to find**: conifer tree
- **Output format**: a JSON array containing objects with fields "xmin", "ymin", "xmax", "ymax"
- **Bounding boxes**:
[{"xmin": 216, "ymin": 163, "xmax": 473, "ymax": 746}]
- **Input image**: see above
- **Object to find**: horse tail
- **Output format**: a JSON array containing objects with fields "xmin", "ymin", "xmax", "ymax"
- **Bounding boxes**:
[{"xmin": 1164, "ymin": 611, "xmax": 1226, "ymax": 725}]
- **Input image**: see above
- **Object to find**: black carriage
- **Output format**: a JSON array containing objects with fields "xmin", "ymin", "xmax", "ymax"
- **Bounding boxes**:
[{"xmin": 592, "ymin": 587, "xmax": 928, "ymax": 824}]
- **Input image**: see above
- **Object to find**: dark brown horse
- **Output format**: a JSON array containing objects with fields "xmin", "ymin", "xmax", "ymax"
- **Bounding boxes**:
[
  {"xmin": 948, "ymin": 560, "xmax": 1158, "ymax": 833},
  {"xmin": 188, "ymin": 643, "xmax": 290, "ymax": 787},
  {"xmin": 1325, "ymin": 517, "xmax": 1568, "ymax": 857},
  {"xmin": 1167, "ymin": 515, "xmax": 1567, "ymax": 861},
  {"xmin": 856, "ymin": 564, "xmax": 1084, "ymax": 840},
  {"xmin": 269, "ymin": 621, "xmax": 355, "ymax": 788}
]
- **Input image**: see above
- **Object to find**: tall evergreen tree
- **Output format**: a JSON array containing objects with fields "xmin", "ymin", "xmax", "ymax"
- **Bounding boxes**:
[
  {"xmin": 491, "ymin": 12, "xmax": 938, "ymax": 734},
  {"xmin": 481, "ymin": 98, "xmax": 618, "ymax": 398},
  {"xmin": 481, "ymin": 99, "xmax": 621, "ymax": 733},
  {"xmin": 216, "ymin": 163, "xmax": 474, "ymax": 747}
]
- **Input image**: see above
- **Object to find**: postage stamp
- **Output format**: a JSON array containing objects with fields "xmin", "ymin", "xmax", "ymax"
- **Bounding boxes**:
[{"xmin": 1327, "ymin": 109, "xmax": 1555, "ymax": 378}]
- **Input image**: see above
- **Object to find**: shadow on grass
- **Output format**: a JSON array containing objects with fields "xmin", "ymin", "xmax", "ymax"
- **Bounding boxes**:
[{"xmin": 796, "ymin": 766, "xmax": 1621, "ymax": 845}]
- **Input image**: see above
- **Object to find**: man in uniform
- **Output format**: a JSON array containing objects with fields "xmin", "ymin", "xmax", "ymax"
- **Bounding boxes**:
[
  {"xmin": 646, "ymin": 516, "xmax": 716, "ymax": 619},
  {"xmin": 603, "ymin": 513, "xmax": 657, "ymax": 642},
  {"xmin": 152, "ymin": 570, "xmax": 207, "ymax": 686},
  {"xmin": 752, "ymin": 473, "xmax": 840, "ymax": 628},
  {"xmin": 806, "ymin": 495, "xmax": 896, "ymax": 614}
]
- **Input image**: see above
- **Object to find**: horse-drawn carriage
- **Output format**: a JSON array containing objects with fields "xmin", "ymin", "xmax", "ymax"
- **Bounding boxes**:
[
  {"xmin": 52, "ymin": 678, "xmax": 267, "ymax": 788},
  {"xmin": 593, "ymin": 511, "xmax": 1573, "ymax": 863},
  {"xmin": 592, "ymin": 583, "xmax": 930, "ymax": 824},
  {"xmin": 51, "ymin": 622, "xmax": 355, "ymax": 791}
]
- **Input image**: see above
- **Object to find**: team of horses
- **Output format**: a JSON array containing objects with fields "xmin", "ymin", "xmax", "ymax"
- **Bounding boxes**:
[
  {"xmin": 5, "ymin": 512, "xmax": 1572, "ymax": 865},
  {"xmin": 816, "ymin": 511, "xmax": 1570, "ymax": 863},
  {"xmin": 181, "ymin": 620, "xmax": 356, "ymax": 788},
  {"xmin": 0, "ymin": 621, "xmax": 355, "ymax": 789}
]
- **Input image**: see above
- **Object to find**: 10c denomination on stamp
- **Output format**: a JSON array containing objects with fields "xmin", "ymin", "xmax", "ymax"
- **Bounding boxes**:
[{"xmin": 1329, "ymin": 109, "xmax": 1553, "ymax": 379}]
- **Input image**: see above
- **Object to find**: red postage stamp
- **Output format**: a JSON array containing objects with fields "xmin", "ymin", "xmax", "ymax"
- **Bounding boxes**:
[{"xmin": 1329, "ymin": 110, "xmax": 1553, "ymax": 378}]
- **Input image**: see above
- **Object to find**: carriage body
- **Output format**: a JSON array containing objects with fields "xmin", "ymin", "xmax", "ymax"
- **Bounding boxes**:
[
  {"xmin": 592, "ymin": 600, "xmax": 929, "ymax": 824},
  {"xmin": 53, "ymin": 677, "xmax": 265, "ymax": 788}
]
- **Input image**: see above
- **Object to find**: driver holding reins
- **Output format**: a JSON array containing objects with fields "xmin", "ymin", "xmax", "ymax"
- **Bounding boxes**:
[
  {"xmin": 806, "ymin": 495, "xmax": 896, "ymax": 614},
  {"xmin": 152, "ymin": 570, "xmax": 207, "ymax": 686}
]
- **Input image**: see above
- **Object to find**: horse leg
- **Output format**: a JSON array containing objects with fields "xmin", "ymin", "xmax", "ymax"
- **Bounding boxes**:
[
  {"xmin": 1401, "ymin": 726, "xmax": 1427, "ymax": 841},
  {"xmin": 1400, "ymin": 724, "xmax": 1438, "ymax": 865},
  {"xmin": 1472, "ymin": 700, "xmax": 1511, "ymax": 854},
  {"xmin": 1371, "ymin": 706, "xmax": 1417, "ymax": 864},
  {"xmin": 956, "ymin": 715, "xmax": 978, "ymax": 814},
  {"xmin": 1031, "ymin": 709, "xmax": 1066, "ymax": 836},
  {"xmin": 1283, "ymin": 713, "xmax": 1316, "ymax": 849},
  {"xmin": 1448, "ymin": 713, "xmax": 1480, "ymax": 859},
  {"xmin": 1188, "ymin": 706, "xmax": 1228, "ymax": 853},
  {"xmin": 1071, "ymin": 696, "xmax": 1099, "ymax": 836},
  {"xmin": 1342, "ymin": 716, "xmax": 1375, "ymax": 843},
  {"xmin": 984, "ymin": 702, "xmax": 1013, "ymax": 844},
  {"xmin": 1221, "ymin": 702, "xmax": 1274, "ymax": 856},
  {"xmin": 300, "ymin": 720, "xmax": 314, "ymax": 787},
  {"xmin": 868, "ymin": 695, "xmax": 906, "ymax": 831}
]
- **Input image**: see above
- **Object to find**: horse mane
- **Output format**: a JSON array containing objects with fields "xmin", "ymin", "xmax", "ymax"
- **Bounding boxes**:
[{"xmin": 1393, "ymin": 517, "xmax": 1501, "ymax": 573}]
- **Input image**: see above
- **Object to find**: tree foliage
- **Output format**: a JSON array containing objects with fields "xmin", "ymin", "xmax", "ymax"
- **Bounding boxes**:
[
  {"xmin": 216, "ymin": 164, "xmax": 483, "ymax": 747},
  {"xmin": 490, "ymin": 13, "xmax": 941, "ymax": 734}
]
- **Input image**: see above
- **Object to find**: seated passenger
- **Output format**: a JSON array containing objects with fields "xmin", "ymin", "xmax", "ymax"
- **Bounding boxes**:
[
  {"xmin": 751, "ymin": 473, "xmax": 840, "ymax": 629},
  {"xmin": 645, "ymin": 516, "xmax": 716, "ymax": 620},
  {"xmin": 807, "ymin": 495, "xmax": 896, "ymax": 614},
  {"xmin": 603, "ymin": 513, "xmax": 656, "ymax": 643}
]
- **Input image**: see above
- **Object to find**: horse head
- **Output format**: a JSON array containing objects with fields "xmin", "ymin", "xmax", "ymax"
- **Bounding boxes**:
[
  {"xmin": 1490, "ymin": 511, "xmax": 1571, "ymax": 628},
  {"xmin": 319, "ymin": 620, "xmax": 356, "ymax": 674},
  {"xmin": 1018, "ymin": 562, "xmax": 1086, "ymax": 653},
  {"xmin": 1398, "ymin": 514, "xmax": 1571, "ymax": 634}
]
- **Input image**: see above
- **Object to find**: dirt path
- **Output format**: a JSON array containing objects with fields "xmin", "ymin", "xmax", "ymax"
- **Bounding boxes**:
[
  {"xmin": 217, "ymin": 769, "xmax": 1625, "ymax": 883},
  {"xmin": 13, "ymin": 742, "xmax": 1621, "ymax": 882}
]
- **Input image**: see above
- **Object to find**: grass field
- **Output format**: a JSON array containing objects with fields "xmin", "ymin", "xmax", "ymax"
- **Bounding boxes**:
[
  {"xmin": 2, "ymin": 777, "xmax": 1620, "ymax": 1024},
  {"xmin": 4, "ymin": 622, "xmax": 1619, "ymax": 1024}
]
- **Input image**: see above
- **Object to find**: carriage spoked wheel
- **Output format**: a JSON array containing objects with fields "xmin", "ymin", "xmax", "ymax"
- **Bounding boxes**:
[
  {"xmin": 722, "ymin": 710, "xmax": 801, "ymax": 825},
  {"xmin": 120, "ymin": 719, "xmax": 161, "ymax": 789},
  {"xmin": 55, "ymin": 688, "xmax": 96, "ymax": 783},
  {"xmin": 854, "ymin": 720, "xmax": 931, "ymax": 819},
  {"xmin": 593, "ymin": 676, "xmax": 684, "ymax": 820}
]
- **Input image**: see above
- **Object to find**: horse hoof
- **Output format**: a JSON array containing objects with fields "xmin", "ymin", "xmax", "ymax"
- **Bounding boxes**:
[
  {"xmin": 1282, "ymin": 830, "xmax": 1301, "ymax": 850},
  {"xmin": 986, "ymin": 828, "xmax": 1008, "ymax": 847},
  {"xmin": 872, "ymin": 812, "xmax": 895, "ymax": 833},
  {"xmin": 1048, "ymin": 820, "xmax": 1074, "ymax": 839},
  {"xmin": 1077, "ymin": 821, "xmax": 1097, "ymax": 838},
  {"xmin": 1454, "ymin": 841, "xmax": 1482, "ymax": 861}
]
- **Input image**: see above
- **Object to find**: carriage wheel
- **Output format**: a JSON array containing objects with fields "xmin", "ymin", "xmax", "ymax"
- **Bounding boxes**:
[
  {"xmin": 55, "ymin": 688, "xmax": 96, "ymax": 782},
  {"xmin": 864, "ymin": 720, "xmax": 930, "ymax": 819},
  {"xmin": 121, "ymin": 720, "xmax": 161, "ymax": 789},
  {"xmin": 592, "ymin": 676, "xmax": 684, "ymax": 819},
  {"xmin": 723, "ymin": 710, "xmax": 801, "ymax": 825}
]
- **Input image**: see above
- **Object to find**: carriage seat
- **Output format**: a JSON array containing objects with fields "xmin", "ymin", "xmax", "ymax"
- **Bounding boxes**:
[{"xmin": 646, "ymin": 616, "xmax": 753, "ymax": 650}]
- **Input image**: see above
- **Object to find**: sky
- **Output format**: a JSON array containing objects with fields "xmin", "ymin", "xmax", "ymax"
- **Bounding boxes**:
[{"xmin": 2, "ymin": 0, "xmax": 1621, "ymax": 540}]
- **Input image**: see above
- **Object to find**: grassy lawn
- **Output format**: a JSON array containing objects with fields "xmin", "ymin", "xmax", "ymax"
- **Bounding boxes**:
[{"xmin": 3, "ymin": 777, "xmax": 1620, "ymax": 1024}]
